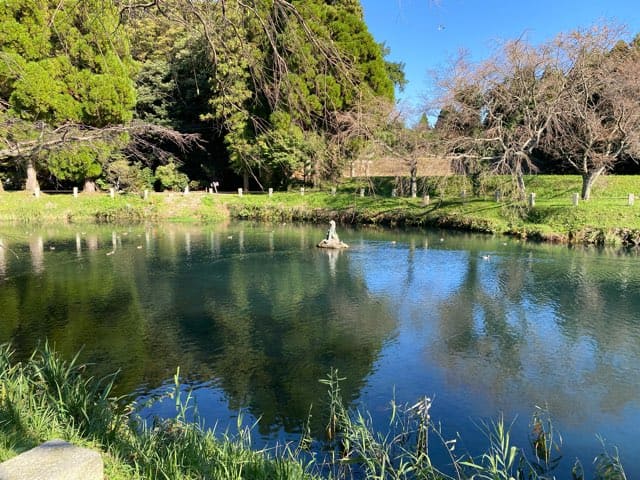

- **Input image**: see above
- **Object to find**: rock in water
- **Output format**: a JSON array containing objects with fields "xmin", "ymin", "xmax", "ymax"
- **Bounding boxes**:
[{"xmin": 317, "ymin": 220, "xmax": 349, "ymax": 249}]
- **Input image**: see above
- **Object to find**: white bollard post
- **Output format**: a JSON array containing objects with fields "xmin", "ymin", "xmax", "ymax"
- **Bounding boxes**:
[
  {"xmin": 528, "ymin": 192, "xmax": 536, "ymax": 207},
  {"xmin": 237, "ymin": 188, "xmax": 243, "ymax": 197},
  {"xmin": 109, "ymin": 188, "xmax": 115, "ymax": 199},
  {"xmin": 34, "ymin": 187, "xmax": 40, "ymax": 198},
  {"xmin": 422, "ymin": 194, "xmax": 430, "ymax": 206},
  {"xmin": 360, "ymin": 188, "xmax": 365, "ymax": 197},
  {"xmin": 144, "ymin": 189, "xmax": 148, "ymax": 200},
  {"xmin": 628, "ymin": 193, "xmax": 635, "ymax": 206},
  {"xmin": 268, "ymin": 187, "xmax": 273, "ymax": 197},
  {"xmin": 300, "ymin": 187, "xmax": 305, "ymax": 196},
  {"xmin": 184, "ymin": 185, "xmax": 189, "ymax": 195},
  {"xmin": 73, "ymin": 187, "xmax": 78, "ymax": 198},
  {"xmin": 572, "ymin": 192, "xmax": 579, "ymax": 207},
  {"xmin": 391, "ymin": 188, "xmax": 397, "ymax": 198}
]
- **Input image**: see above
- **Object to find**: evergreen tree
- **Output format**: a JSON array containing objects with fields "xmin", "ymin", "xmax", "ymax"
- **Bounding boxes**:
[{"xmin": 0, "ymin": 0, "xmax": 136, "ymax": 189}]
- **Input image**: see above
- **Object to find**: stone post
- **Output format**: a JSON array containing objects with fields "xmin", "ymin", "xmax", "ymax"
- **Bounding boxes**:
[
  {"xmin": 422, "ymin": 194, "xmax": 430, "ymax": 206},
  {"xmin": 300, "ymin": 187, "xmax": 305, "ymax": 196},
  {"xmin": 34, "ymin": 187, "xmax": 40, "ymax": 198},
  {"xmin": 184, "ymin": 185, "xmax": 189, "ymax": 195},
  {"xmin": 572, "ymin": 192, "xmax": 579, "ymax": 207},
  {"xmin": 528, "ymin": 192, "xmax": 536, "ymax": 207},
  {"xmin": 268, "ymin": 187, "xmax": 273, "ymax": 197},
  {"xmin": 628, "ymin": 193, "xmax": 635, "ymax": 206},
  {"xmin": 143, "ymin": 189, "xmax": 148, "ymax": 200},
  {"xmin": 109, "ymin": 188, "xmax": 115, "ymax": 199},
  {"xmin": 73, "ymin": 187, "xmax": 78, "ymax": 198},
  {"xmin": 391, "ymin": 188, "xmax": 397, "ymax": 198},
  {"xmin": 360, "ymin": 188, "xmax": 365, "ymax": 197},
  {"xmin": 331, "ymin": 187, "xmax": 336, "ymax": 196},
  {"xmin": 238, "ymin": 188, "xmax": 243, "ymax": 197},
  {"xmin": 0, "ymin": 439, "xmax": 103, "ymax": 480}
]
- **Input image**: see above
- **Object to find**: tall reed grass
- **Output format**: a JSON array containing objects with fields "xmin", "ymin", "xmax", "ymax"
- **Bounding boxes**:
[
  {"xmin": 0, "ymin": 346, "xmax": 628, "ymax": 479},
  {"xmin": 0, "ymin": 343, "xmax": 315, "ymax": 479}
]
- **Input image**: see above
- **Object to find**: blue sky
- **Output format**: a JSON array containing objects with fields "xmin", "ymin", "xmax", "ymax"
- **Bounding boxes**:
[{"xmin": 361, "ymin": 0, "xmax": 640, "ymax": 116}]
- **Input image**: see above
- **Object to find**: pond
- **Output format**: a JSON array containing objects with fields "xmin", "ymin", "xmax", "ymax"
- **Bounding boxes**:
[{"xmin": 0, "ymin": 222, "xmax": 639, "ymax": 478}]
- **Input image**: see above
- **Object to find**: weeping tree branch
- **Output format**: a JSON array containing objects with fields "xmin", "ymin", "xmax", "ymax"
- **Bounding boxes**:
[{"xmin": 0, "ymin": 120, "xmax": 203, "ymax": 162}]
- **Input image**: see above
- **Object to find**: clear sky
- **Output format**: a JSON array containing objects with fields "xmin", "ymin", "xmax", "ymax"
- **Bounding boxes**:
[{"xmin": 360, "ymin": 0, "xmax": 640, "ymax": 117}]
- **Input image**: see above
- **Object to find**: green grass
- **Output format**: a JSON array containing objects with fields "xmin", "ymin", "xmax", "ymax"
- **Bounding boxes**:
[
  {"xmin": 0, "ymin": 191, "xmax": 225, "ymax": 224},
  {"xmin": 0, "ymin": 343, "xmax": 316, "ymax": 480},
  {"xmin": 217, "ymin": 175, "xmax": 640, "ymax": 244},
  {"xmin": 2, "ymin": 175, "xmax": 640, "ymax": 245}
]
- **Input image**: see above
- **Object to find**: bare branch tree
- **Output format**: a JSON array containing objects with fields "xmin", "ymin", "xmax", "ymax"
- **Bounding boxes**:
[
  {"xmin": 544, "ymin": 25, "xmax": 640, "ymax": 200},
  {"xmin": 432, "ymin": 38, "xmax": 567, "ymax": 198},
  {"xmin": 0, "ymin": 119, "xmax": 202, "ymax": 165}
]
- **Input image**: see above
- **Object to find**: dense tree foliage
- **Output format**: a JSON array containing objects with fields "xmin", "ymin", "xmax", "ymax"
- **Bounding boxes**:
[
  {"xmin": 0, "ymin": 0, "xmax": 137, "ymax": 190},
  {"xmin": 2, "ymin": 0, "xmax": 635, "ymax": 196},
  {"xmin": 0, "ymin": 0, "xmax": 402, "ymax": 191},
  {"xmin": 123, "ymin": 0, "xmax": 403, "ymax": 190}
]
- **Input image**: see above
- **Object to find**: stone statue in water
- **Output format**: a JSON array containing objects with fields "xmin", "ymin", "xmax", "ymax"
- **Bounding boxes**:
[{"xmin": 317, "ymin": 220, "xmax": 349, "ymax": 249}]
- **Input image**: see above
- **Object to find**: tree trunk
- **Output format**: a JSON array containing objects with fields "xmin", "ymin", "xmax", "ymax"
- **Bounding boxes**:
[
  {"xmin": 515, "ymin": 171, "xmax": 526, "ymax": 200},
  {"xmin": 25, "ymin": 159, "xmax": 39, "ymax": 191},
  {"xmin": 83, "ymin": 179, "xmax": 97, "ymax": 193},
  {"xmin": 312, "ymin": 157, "xmax": 320, "ymax": 188},
  {"xmin": 410, "ymin": 162, "xmax": 417, "ymax": 198},
  {"xmin": 581, "ymin": 167, "xmax": 605, "ymax": 201},
  {"xmin": 243, "ymin": 171, "xmax": 249, "ymax": 192}
]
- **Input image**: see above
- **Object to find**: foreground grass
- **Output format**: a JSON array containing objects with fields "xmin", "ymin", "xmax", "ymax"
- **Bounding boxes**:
[
  {"xmin": 0, "ymin": 344, "xmax": 316, "ymax": 480},
  {"xmin": 1, "ymin": 175, "xmax": 640, "ymax": 244},
  {"xmin": 0, "ymin": 345, "xmax": 629, "ymax": 479}
]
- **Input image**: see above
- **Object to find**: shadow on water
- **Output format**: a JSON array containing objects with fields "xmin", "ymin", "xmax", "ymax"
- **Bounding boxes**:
[{"xmin": 0, "ymin": 223, "xmax": 396, "ymax": 438}]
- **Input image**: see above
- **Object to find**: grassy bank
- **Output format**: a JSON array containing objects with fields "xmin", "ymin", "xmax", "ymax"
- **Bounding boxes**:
[
  {"xmin": 1, "ymin": 175, "xmax": 640, "ymax": 245},
  {"xmin": 0, "ymin": 190, "xmax": 227, "ymax": 224},
  {"xmin": 0, "ymin": 345, "xmax": 628, "ymax": 480},
  {"xmin": 217, "ymin": 175, "xmax": 640, "ymax": 245}
]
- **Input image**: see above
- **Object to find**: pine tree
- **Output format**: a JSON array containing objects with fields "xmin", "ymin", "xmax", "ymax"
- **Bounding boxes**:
[{"xmin": 0, "ymin": 0, "xmax": 136, "ymax": 189}]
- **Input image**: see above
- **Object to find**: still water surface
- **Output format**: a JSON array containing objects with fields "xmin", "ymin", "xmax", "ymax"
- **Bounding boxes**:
[{"xmin": 0, "ymin": 222, "xmax": 639, "ymax": 477}]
